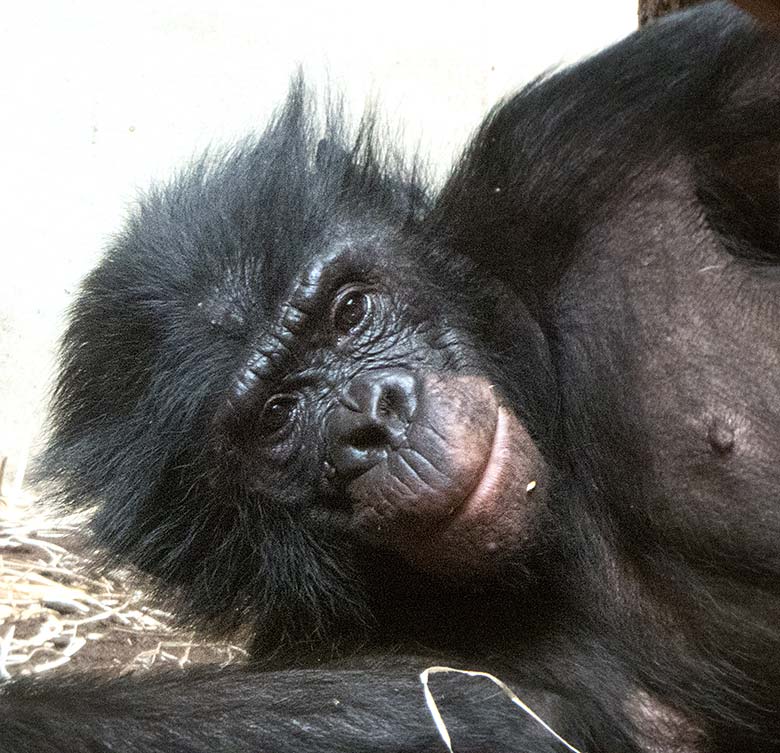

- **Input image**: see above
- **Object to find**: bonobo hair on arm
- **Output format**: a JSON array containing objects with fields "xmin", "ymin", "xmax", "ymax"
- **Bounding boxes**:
[{"xmin": 4, "ymin": 3, "xmax": 780, "ymax": 752}]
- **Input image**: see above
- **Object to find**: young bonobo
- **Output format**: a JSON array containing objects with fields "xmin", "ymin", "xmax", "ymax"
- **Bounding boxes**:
[{"xmin": 3, "ymin": 3, "xmax": 780, "ymax": 751}]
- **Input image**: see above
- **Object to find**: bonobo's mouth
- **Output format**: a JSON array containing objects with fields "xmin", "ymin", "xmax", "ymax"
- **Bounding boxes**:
[
  {"xmin": 402, "ymin": 401, "xmax": 547, "ymax": 576},
  {"xmin": 447, "ymin": 406, "xmax": 512, "ymax": 526},
  {"xmin": 337, "ymin": 374, "xmax": 548, "ymax": 576}
]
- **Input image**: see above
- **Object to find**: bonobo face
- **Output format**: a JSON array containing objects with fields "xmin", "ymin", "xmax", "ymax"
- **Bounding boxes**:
[
  {"xmin": 38, "ymin": 94, "xmax": 555, "ymax": 645},
  {"xmin": 212, "ymin": 232, "xmax": 549, "ymax": 578}
]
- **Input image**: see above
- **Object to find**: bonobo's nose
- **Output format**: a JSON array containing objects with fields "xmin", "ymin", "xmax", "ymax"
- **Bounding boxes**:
[{"xmin": 326, "ymin": 368, "xmax": 419, "ymax": 480}]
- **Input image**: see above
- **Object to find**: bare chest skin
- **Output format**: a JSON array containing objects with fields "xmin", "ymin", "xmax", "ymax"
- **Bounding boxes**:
[{"xmin": 561, "ymin": 164, "xmax": 780, "ymax": 565}]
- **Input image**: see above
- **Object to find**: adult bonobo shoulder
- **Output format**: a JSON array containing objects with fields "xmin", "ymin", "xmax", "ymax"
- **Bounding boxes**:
[{"xmin": 3, "ymin": 2, "xmax": 780, "ymax": 752}]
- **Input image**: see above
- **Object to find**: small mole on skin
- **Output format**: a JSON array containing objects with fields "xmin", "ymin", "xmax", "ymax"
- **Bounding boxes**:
[{"xmin": 708, "ymin": 418, "xmax": 735, "ymax": 454}]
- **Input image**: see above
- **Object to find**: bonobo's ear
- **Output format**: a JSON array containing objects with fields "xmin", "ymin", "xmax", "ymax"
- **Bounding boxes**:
[{"xmin": 696, "ymin": 136, "xmax": 780, "ymax": 264}]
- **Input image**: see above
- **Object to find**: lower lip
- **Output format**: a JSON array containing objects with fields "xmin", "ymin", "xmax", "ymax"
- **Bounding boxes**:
[{"xmin": 455, "ymin": 406, "xmax": 510, "ymax": 521}]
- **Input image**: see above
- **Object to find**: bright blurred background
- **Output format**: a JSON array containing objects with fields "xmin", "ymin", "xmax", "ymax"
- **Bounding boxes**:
[{"xmin": 0, "ymin": 0, "xmax": 636, "ymax": 498}]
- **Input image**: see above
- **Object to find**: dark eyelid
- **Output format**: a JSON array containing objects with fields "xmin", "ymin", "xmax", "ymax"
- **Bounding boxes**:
[
  {"xmin": 286, "ymin": 248, "xmax": 376, "ymax": 320},
  {"xmin": 257, "ymin": 393, "xmax": 298, "ymax": 438},
  {"xmin": 331, "ymin": 285, "xmax": 373, "ymax": 336},
  {"xmin": 229, "ymin": 250, "xmax": 377, "ymax": 405}
]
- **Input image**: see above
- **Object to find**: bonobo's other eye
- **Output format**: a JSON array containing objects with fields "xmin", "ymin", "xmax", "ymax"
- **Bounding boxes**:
[
  {"xmin": 331, "ymin": 288, "xmax": 370, "ymax": 335},
  {"xmin": 257, "ymin": 394, "xmax": 297, "ymax": 438}
]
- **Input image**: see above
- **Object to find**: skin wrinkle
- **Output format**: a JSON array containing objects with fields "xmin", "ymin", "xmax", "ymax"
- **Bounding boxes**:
[
  {"xmin": 395, "ymin": 450, "xmax": 440, "ymax": 492},
  {"xmin": 398, "ymin": 445, "xmax": 450, "ymax": 484}
]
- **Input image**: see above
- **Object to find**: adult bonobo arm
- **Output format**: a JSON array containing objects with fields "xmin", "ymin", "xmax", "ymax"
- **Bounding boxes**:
[
  {"xmin": 431, "ymin": 1, "xmax": 780, "ymax": 749},
  {"xmin": 430, "ymin": 1, "xmax": 780, "ymax": 304},
  {"xmin": 1, "ymin": 661, "xmax": 626, "ymax": 753}
]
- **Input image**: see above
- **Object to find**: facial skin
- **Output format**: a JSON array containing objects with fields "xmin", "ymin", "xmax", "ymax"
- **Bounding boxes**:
[
  {"xmin": 213, "ymin": 234, "xmax": 549, "ymax": 577},
  {"xmin": 214, "ymin": 234, "xmax": 551, "ymax": 579}
]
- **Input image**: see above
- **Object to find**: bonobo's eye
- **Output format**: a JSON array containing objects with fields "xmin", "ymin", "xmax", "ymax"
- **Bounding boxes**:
[
  {"xmin": 331, "ymin": 287, "xmax": 371, "ymax": 335},
  {"xmin": 256, "ymin": 394, "xmax": 298, "ymax": 439}
]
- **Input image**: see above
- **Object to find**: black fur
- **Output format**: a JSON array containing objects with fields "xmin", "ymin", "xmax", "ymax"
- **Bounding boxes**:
[
  {"xmin": 37, "ymin": 82, "xmax": 433, "ymax": 650},
  {"xmin": 4, "ymin": 3, "xmax": 780, "ymax": 751}
]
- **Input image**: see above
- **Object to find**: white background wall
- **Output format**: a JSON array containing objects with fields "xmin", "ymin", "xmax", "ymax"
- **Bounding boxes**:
[{"xmin": 0, "ymin": 0, "xmax": 636, "ymax": 492}]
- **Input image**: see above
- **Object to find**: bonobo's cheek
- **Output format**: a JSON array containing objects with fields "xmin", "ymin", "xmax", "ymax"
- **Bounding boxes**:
[{"xmin": 347, "ymin": 374, "xmax": 548, "ymax": 577}]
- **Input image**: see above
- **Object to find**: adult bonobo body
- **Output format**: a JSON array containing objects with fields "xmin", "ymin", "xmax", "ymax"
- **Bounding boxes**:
[{"xmin": 3, "ymin": 3, "xmax": 780, "ymax": 751}]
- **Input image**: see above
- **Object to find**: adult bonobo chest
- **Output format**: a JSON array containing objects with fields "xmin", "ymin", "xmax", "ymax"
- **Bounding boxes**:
[{"xmin": 564, "ymin": 170, "xmax": 780, "ymax": 564}]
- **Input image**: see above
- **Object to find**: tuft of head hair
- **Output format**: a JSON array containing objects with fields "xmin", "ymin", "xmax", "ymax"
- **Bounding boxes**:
[{"xmin": 33, "ymin": 77, "xmax": 428, "ymax": 650}]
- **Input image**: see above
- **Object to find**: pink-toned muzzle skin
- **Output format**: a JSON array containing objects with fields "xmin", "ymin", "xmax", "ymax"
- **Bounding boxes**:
[{"xmin": 346, "ymin": 374, "xmax": 548, "ymax": 576}]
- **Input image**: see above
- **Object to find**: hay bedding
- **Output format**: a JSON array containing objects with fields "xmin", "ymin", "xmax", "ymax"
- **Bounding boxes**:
[{"xmin": 0, "ymin": 479, "xmax": 246, "ymax": 680}]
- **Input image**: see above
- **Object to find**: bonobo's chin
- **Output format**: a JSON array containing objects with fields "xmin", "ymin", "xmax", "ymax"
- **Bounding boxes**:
[{"xmin": 341, "ymin": 374, "xmax": 548, "ymax": 579}]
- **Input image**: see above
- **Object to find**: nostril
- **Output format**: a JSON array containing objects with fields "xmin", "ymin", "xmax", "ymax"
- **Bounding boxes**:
[
  {"xmin": 378, "ymin": 385, "xmax": 411, "ymax": 422},
  {"xmin": 370, "ymin": 372, "xmax": 418, "ymax": 424},
  {"xmin": 349, "ymin": 424, "xmax": 388, "ymax": 450},
  {"xmin": 376, "ymin": 394, "xmax": 392, "ymax": 417},
  {"xmin": 342, "ymin": 369, "xmax": 419, "ymax": 425},
  {"xmin": 327, "ymin": 369, "xmax": 419, "ymax": 482}
]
